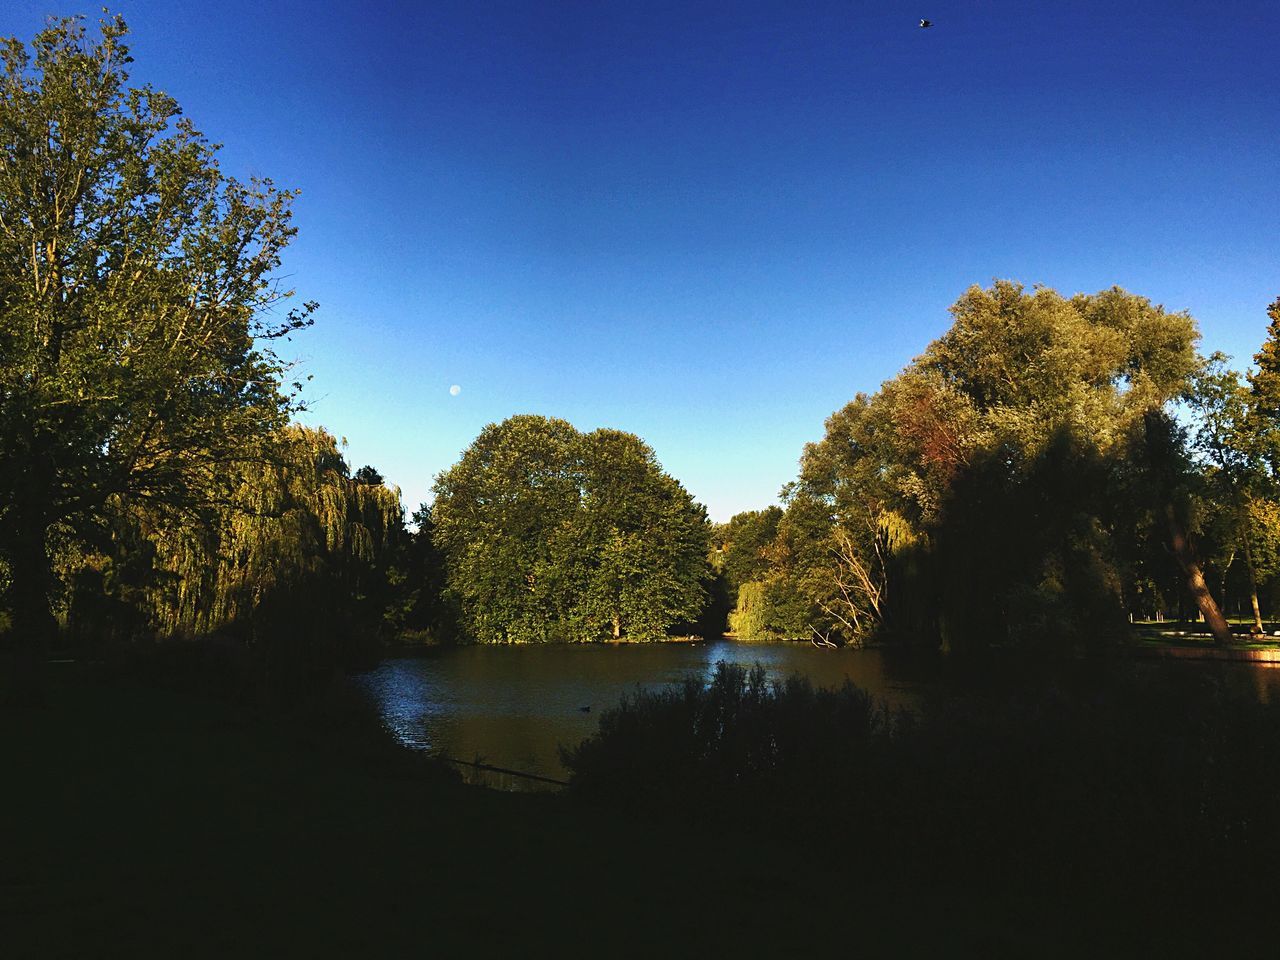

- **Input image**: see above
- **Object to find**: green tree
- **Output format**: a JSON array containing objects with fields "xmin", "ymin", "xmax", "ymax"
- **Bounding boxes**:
[
  {"xmin": 920, "ymin": 283, "xmax": 1219, "ymax": 645},
  {"xmin": 575, "ymin": 428, "xmax": 709, "ymax": 639},
  {"xmin": 431, "ymin": 415, "xmax": 582, "ymax": 643},
  {"xmin": 1248, "ymin": 297, "xmax": 1280, "ymax": 476},
  {"xmin": 781, "ymin": 282, "xmax": 1216, "ymax": 649},
  {"xmin": 432, "ymin": 415, "xmax": 709, "ymax": 642},
  {"xmin": 718, "ymin": 505, "xmax": 810, "ymax": 642},
  {"xmin": 782, "ymin": 382, "xmax": 952, "ymax": 645},
  {"xmin": 353, "ymin": 465, "xmax": 385, "ymax": 486},
  {"xmin": 1188, "ymin": 354, "xmax": 1272, "ymax": 633},
  {"xmin": 54, "ymin": 426, "xmax": 404, "ymax": 674},
  {"xmin": 0, "ymin": 15, "xmax": 314, "ymax": 669},
  {"xmin": 718, "ymin": 507, "xmax": 783, "ymax": 597},
  {"xmin": 384, "ymin": 503, "xmax": 457, "ymax": 643}
]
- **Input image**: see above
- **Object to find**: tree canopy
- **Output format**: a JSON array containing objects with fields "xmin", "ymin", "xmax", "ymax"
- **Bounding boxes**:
[
  {"xmin": 723, "ymin": 282, "xmax": 1240, "ymax": 649},
  {"xmin": 2, "ymin": 14, "xmax": 1275, "ymax": 667},
  {"xmin": 432, "ymin": 415, "xmax": 709, "ymax": 642},
  {"xmin": 55, "ymin": 426, "xmax": 404, "ymax": 674},
  {"xmin": 0, "ymin": 14, "xmax": 314, "ymax": 656}
]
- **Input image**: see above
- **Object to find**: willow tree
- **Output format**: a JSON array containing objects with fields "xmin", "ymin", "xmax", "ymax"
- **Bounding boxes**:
[
  {"xmin": 54, "ymin": 426, "xmax": 403, "ymax": 671},
  {"xmin": 717, "ymin": 507, "xmax": 793, "ymax": 639},
  {"xmin": 432, "ymin": 416, "xmax": 709, "ymax": 642},
  {"xmin": 154, "ymin": 427, "xmax": 402, "ymax": 670},
  {"xmin": 0, "ymin": 15, "xmax": 313, "ymax": 665},
  {"xmin": 780, "ymin": 373, "xmax": 975, "ymax": 645}
]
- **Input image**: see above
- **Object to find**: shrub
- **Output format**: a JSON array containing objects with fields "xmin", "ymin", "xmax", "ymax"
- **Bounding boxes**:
[
  {"xmin": 562, "ymin": 661, "xmax": 894, "ymax": 809},
  {"xmin": 563, "ymin": 660, "xmax": 1280, "ymax": 888}
]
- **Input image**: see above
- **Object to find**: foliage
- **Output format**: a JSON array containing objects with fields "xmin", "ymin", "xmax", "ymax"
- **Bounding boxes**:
[
  {"xmin": 715, "ymin": 507, "xmax": 782, "ymax": 596},
  {"xmin": 718, "ymin": 506, "xmax": 812, "ymax": 641},
  {"xmin": 760, "ymin": 282, "xmax": 1209, "ymax": 650},
  {"xmin": 1185, "ymin": 353, "xmax": 1280, "ymax": 629},
  {"xmin": 1248, "ymin": 297, "xmax": 1280, "ymax": 476},
  {"xmin": 432, "ymin": 415, "xmax": 710, "ymax": 642},
  {"xmin": 382, "ymin": 503, "xmax": 459, "ymax": 644},
  {"xmin": 562, "ymin": 661, "xmax": 890, "ymax": 804},
  {"xmin": 53, "ymin": 425, "xmax": 404, "ymax": 674},
  {"xmin": 564, "ymin": 661, "xmax": 1280, "ymax": 886},
  {"xmin": 0, "ymin": 14, "xmax": 314, "ymax": 652},
  {"xmin": 726, "ymin": 581, "xmax": 783, "ymax": 639}
]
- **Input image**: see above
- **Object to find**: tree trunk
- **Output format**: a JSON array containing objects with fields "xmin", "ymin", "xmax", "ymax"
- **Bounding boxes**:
[
  {"xmin": 1244, "ymin": 538, "xmax": 1265, "ymax": 636},
  {"xmin": 612, "ymin": 616, "xmax": 621, "ymax": 639},
  {"xmin": 1165, "ymin": 504, "xmax": 1232, "ymax": 645},
  {"xmin": 1219, "ymin": 549, "xmax": 1233, "ymax": 620}
]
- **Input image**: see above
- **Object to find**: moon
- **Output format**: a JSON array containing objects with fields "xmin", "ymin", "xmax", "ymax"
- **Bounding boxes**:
[{"xmin": 449, "ymin": 384, "xmax": 461, "ymax": 397}]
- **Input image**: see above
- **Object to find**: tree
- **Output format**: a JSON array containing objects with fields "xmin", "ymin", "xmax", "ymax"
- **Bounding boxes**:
[
  {"xmin": 53, "ymin": 426, "xmax": 404, "ymax": 675},
  {"xmin": 574, "ymin": 428, "xmax": 709, "ymax": 639},
  {"xmin": 0, "ymin": 14, "xmax": 314, "ymax": 668},
  {"xmin": 431, "ymin": 415, "xmax": 709, "ymax": 642},
  {"xmin": 717, "ymin": 506, "xmax": 805, "ymax": 642},
  {"xmin": 353, "ymin": 465, "xmax": 385, "ymax": 486},
  {"xmin": 1187, "ymin": 354, "xmax": 1272, "ymax": 634},
  {"xmin": 718, "ymin": 507, "xmax": 783, "ymax": 597},
  {"xmin": 1139, "ymin": 410, "xmax": 1233, "ymax": 643},
  {"xmin": 384, "ymin": 503, "xmax": 457, "ymax": 643},
  {"xmin": 1248, "ymin": 297, "xmax": 1280, "ymax": 477},
  {"xmin": 916, "ymin": 283, "xmax": 1218, "ymax": 644},
  {"xmin": 782, "ymin": 383, "xmax": 952, "ymax": 645},
  {"xmin": 777, "ymin": 282, "xmax": 1216, "ymax": 650},
  {"xmin": 431, "ymin": 415, "xmax": 582, "ymax": 643}
]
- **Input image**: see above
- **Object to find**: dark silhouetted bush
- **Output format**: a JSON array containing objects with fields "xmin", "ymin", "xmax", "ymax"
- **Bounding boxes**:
[{"xmin": 564, "ymin": 661, "xmax": 1280, "ymax": 889}]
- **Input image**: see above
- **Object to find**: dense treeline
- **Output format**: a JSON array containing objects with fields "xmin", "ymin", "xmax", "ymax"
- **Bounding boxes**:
[
  {"xmin": 717, "ymin": 287, "xmax": 1280, "ymax": 651},
  {"xmin": 4, "ymin": 14, "xmax": 1280, "ymax": 682},
  {"xmin": 0, "ymin": 16, "xmax": 710, "ymax": 670}
]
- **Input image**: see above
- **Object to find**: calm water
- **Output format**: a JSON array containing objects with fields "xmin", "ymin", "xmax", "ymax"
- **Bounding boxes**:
[
  {"xmin": 357, "ymin": 640, "xmax": 929, "ymax": 787},
  {"xmin": 357, "ymin": 640, "xmax": 1280, "ymax": 790}
]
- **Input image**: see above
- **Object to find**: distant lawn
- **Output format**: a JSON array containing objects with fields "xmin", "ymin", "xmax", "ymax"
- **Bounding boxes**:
[{"xmin": 1131, "ymin": 616, "xmax": 1280, "ymax": 640}]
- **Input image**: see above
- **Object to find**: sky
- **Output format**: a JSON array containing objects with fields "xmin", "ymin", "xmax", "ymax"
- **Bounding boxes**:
[{"xmin": 3, "ymin": 1, "xmax": 1277, "ymax": 521}]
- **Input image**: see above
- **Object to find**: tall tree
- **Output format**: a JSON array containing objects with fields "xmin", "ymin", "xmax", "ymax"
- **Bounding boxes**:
[
  {"xmin": 385, "ymin": 503, "xmax": 456, "ymax": 643},
  {"xmin": 780, "ymin": 282, "xmax": 1216, "ymax": 649},
  {"xmin": 1139, "ymin": 410, "xmax": 1233, "ymax": 644},
  {"xmin": 0, "ymin": 15, "xmax": 313, "ymax": 669},
  {"xmin": 575, "ymin": 428, "xmax": 709, "ymax": 639},
  {"xmin": 1248, "ymin": 297, "xmax": 1280, "ymax": 477},
  {"xmin": 432, "ymin": 416, "xmax": 709, "ymax": 642},
  {"xmin": 1188, "ymin": 354, "xmax": 1272, "ymax": 634}
]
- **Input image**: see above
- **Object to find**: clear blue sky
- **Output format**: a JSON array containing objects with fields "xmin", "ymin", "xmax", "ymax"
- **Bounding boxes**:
[{"xmin": 4, "ymin": 1, "xmax": 1277, "ymax": 521}]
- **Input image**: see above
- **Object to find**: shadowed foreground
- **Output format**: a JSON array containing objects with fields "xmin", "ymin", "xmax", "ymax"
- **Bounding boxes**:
[{"xmin": 3, "ymin": 668, "xmax": 1274, "ymax": 958}]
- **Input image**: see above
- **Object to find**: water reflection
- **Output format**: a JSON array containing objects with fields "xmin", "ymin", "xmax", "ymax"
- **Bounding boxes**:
[
  {"xmin": 358, "ymin": 640, "xmax": 926, "ymax": 787},
  {"xmin": 358, "ymin": 641, "xmax": 1280, "ymax": 791},
  {"xmin": 1132, "ymin": 656, "xmax": 1280, "ymax": 704}
]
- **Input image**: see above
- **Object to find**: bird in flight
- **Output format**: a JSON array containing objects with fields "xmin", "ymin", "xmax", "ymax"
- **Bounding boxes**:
[{"xmin": 919, "ymin": 19, "xmax": 933, "ymax": 28}]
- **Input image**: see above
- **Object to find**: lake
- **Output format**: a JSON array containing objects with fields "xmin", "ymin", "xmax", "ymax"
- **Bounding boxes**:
[
  {"xmin": 357, "ymin": 639, "xmax": 1280, "ymax": 790},
  {"xmin": 357, "ymin": 639, "xmax": 932, "ymax": 788}
]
